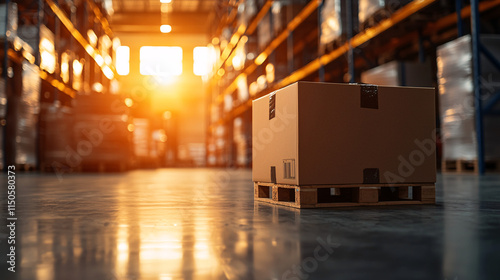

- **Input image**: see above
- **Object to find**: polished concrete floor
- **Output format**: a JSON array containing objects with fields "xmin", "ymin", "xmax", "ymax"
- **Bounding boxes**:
[{"xmin": 1, "ymin": 169, "xmax": 500, "ymax": 280}]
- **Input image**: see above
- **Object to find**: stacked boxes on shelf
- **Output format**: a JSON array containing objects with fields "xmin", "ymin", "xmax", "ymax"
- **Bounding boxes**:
[
  {"xmin": 233, "ymin": 115, "xmax": 251, "ymax": 168},
  {"xmin": 215, "ymin": 124, "xmax": 228, "ymax": 167},
  {"xmin": 358, "ymin": 0, "xmax": 412, "ymax": 30},
  {"xmin": 0, "ymin": 2, "xmax": 17, "ymax": 40},
  {"xmin": 17, "ymin": 62, "xmax": 40, "ymax": 167},
  {"xmin": 133, "ymin": 118, "xmax": 162, "ymax": 168},
  {"xmin": 72, "ymin": 95, "xmax": 133, "ymax": 171},
  {"xmin": 239, "ymin": 0, "xmax": 257, "ymax": 28},
  {"xmin": 358, "ymin": 0, "xmax": 384, "ymax": 29},
  {"xmin": 133, "ymin": 118, "xmax": 150, "ymax": 162},
  {"xmin": 437, "ymin": 35, "xmax": 500, "ymax": 172},
  {"xmin": 320, "ymin": 0, "xmax": 359, "ymax": 52},
  {"xmin": 271, "ymin": 1, "xmax": 285, "ymax": 36},
  {"xmin": 1, "ymin": 2, "xmax": 18, "ymax": 170},
  {"xmin": 361, "ymin": 60, "xmax": 434, "ymax": 87},
  {"xmin": 1, "ymin": 0, "xmax": 121, "ymax": 171},
  {"xmin": 4, "ymin": 60, "xmax": 41, "ymax": 170},
  {"xmin": 0, "ymin": 76, "xmax": 4, "ymax": 170},
  {"xmin": 39, "ymin": 104, "xmax": 74, "ymax": 172},
  {"xmin": 257, "ymin": 8, "xmax": 272, "ymax": 51}
]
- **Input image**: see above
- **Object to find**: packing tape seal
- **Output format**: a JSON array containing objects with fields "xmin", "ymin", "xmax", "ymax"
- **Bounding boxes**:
[
  {"xmin": 360, "ymin": 84, "xmax": 379, "ymax": 109},
  {"xmin": 363, "ymin": 168, "xmax": 380, "ymax": 184},
  {"xmin": 269, "ymin": 91, "xmax": 276, "ymax": 120}
]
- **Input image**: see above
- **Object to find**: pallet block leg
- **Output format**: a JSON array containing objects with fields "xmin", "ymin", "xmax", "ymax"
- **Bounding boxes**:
[
  {"xmin": 457, "ymin": 160, "xmax": 464, "ymax": 173},
  {"xmin": 420, "ymin": 185, "xmax": 435, "ymax": 204},
  {"xmin": 358, "ymin": 187, "xmax": 379, "ymax": 203},
  {"xmin": 414, "ymin": 185, "xmax": 435, "ymax": 204},
  {"xmin": 444, "ymin": 160, "xmax": 456, "ymax": 173},
  {"xmin": 272, "ymin": 185, "xmax": 279, "ymax": 201},
  {"xmin": 296, "ymin": 188, "xmax": 317, "ymax": 206},
  {"xmin": 441, "ymin": 161, "xmax": 446, "ymax": 172},
  {"xmin": 473, "ymin": 161, "xmax": 479, "ymax": 174}
]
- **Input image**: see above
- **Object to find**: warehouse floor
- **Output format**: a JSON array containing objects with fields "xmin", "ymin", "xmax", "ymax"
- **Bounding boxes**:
[{"xmin": 1, "ymin": 169, "xmax": 500, "ymax": 280}]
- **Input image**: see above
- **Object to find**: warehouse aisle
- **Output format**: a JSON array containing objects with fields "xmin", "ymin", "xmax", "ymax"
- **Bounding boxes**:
[{"xmin": 2, "ymin": 170, "xmax": 500, "ymax": 280}]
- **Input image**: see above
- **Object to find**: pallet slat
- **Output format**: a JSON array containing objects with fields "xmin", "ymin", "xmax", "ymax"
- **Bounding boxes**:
[
  {"xmin": 441, "ymin": 159, "xmax": 500, "ymax": 174},
  {"xmin": 17, "ymin": 164, "xmax": 36, "ymax": 171},
  {"xmin": 254, "ymin": 182, "xmax": 436, "ymax": 209}
]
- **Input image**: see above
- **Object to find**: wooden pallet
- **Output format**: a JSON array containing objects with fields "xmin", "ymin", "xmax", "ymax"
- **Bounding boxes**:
[
  {"xmin": 40, "ymin": 161, "xmax": 84, "ymax": 173},
  {"xmin": 441, "ymin": 159, "xmax": 500, "ymax": 174},
  {"xmin": 254, "ymin": 182, "xmax": 435, "ymax": 209},
  {"xmin": 13, "ymin": 163, "xmax": 37, "ymax": 172}
]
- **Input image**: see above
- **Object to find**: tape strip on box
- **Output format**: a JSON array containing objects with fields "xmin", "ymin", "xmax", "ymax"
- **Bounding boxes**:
[
  {"xmin": 360, "ymin": 84, "xmax": 378, "ymax": 109},
  {"xmin": 363, "ymin": 168, "xmax": 380, "ymax": 184},
  {"xmin": 269, "ymin": 92, "xmax": 276, "ymax": 120},
  {"xmin": 271, "ymin": 166, "xmax": 276, "ymax": 183}
]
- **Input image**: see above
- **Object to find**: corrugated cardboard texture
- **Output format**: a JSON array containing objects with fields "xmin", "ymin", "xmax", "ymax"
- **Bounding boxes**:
[{"xmin": 252, "ymin": 82, "xmax": 436, "ymax": 185}]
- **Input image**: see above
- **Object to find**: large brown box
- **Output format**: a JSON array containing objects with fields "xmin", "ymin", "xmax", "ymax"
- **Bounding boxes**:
[{"xmin": 252, "ymin": 82, "xmax": 436, "ymax": 186}]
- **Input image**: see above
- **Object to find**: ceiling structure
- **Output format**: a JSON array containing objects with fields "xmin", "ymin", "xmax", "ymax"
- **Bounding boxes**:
[
  {"xmin": 109, "ymin": 0, "xmax": 225, "ymax": 34},
  {"xmin": 112, "ymin": 0, "xmax": 218, "ymax": 13}
]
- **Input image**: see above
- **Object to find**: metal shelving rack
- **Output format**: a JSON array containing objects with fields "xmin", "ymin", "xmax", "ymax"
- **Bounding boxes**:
[
  {"xmin": 206, "ymin": 0, "xmax": 500, "ymax": 171},
  {"xmin": 1, "ymin": 0, "xmax": 120, "ymax": 170},
  {"xmin": 469, "ymin": 0, "xmax": 500, "ymax": 174},
  {"xmin": 42, "ymin": 0, "xmax": 118, "ymax": 97}
]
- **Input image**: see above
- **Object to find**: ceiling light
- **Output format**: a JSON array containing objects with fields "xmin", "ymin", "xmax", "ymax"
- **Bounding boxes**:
[
  {"xmin": 160, "ymin": 0, "xmax": 172, "ymax": 3},
  {"xmin": 160, "ymin": 25, "xmax": 172, "ymax": 33}
]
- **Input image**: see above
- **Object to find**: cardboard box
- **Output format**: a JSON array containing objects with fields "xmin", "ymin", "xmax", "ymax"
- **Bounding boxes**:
[{"xmin": 252, "ymin": 82, "xmax": 436, "ymax": 186}]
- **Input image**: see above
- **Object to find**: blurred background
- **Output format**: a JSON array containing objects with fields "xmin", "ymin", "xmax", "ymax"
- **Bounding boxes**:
[{"xmin": 1, "ymin": 0, "xmax": 500, "ymax": 173}]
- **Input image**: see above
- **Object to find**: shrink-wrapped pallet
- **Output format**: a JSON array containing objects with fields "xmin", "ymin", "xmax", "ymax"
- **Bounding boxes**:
[{"xmin": 437, "ymin": 35, "xmax": 500, "ymax": 160}]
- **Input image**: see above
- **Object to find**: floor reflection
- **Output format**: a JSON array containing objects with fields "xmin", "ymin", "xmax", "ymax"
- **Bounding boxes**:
[
  {"xmin": 442, "ymin": 174, "xmax": 482, "ymax": 280},
  {"xmin": 111, "ymin": 170, "xmax": 227, "ymax": 279},
  {"xmin": 253, "ymin": 203, "xmax": 301, "ymax": 280},
  {"xmin": 2, "ymin": 170, "xmax": 499, "ymax": 280}
]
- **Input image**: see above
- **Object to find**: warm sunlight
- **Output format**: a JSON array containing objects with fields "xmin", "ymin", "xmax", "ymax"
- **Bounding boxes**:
[
  {"xmin": 193, "ymin": 46, "xmax": 210, "ymax": 76},
  {"xmin": 116, "ymin": 46, "xmax": 130, "ymax": 75},
  {"xmin": 140, "ymin": 46, "xmax": 182, "ymax": 76}
]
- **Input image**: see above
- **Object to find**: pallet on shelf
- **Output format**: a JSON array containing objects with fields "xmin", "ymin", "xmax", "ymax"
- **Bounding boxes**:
[
  {"xmin": 13, "ymin": 163, "xmax": 37, "ymax": 172},
  {"xmin": 441, "ymin": 159, "xmax": 500, "ymax": 174},
  {"xmin": 437, "ymin": 35, "xmax": 500, "ymax": 175},
  {"xmin": 359, "ymin": 0, "xmax": 412, "ymax": 31},
  {"xmin": 40, "ymin": 161, "xmax": 78, "ymax": 173},
  {"xmin": 254, "ymin": 182, "xmax": 435, "ymax": 209}
]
